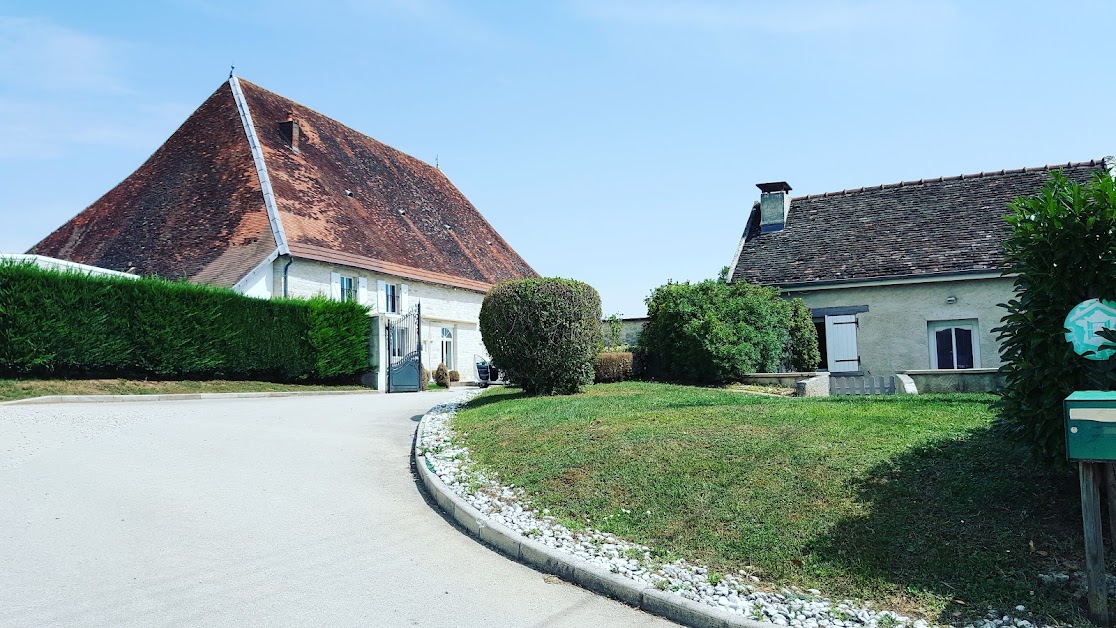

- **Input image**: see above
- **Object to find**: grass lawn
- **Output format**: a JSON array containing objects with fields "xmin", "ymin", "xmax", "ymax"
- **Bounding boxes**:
[
  {"xmin": 452, "ymin": 382, "xmax": 1088, "ymax": 625},
  {"xmin": 0, "ymin": 378, "xmax": 368, "ymax": 402}
]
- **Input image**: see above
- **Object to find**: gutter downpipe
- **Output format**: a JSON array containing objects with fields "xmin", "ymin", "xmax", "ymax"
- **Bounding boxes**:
[{"xmin": 282, "ymin": 256, "xmax": 293, "ymax": 298}]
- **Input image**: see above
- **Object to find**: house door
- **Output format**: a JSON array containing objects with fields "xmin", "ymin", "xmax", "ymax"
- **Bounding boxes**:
[{"xmin": 825, "ymin": 314, "xmax": 860, "ymax": 372}]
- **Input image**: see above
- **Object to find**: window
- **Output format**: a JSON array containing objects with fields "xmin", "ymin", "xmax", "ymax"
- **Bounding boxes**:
[
  {"xmin": 440, "ymin": 327, "xmax": 454, "ymax": 370},
  {"xmin": 385, "ymin": 283, "xmax": 399, "ymax": 313},
  {"xmin": 390, "ymin": 327, "xmax": 408, "ymax": 359},
  {"xmin": 928, "ymin": 320, "xmax": 980, "ymax": 369},
  {"xmin": 339, "ymin": 275, "xmax": 356, "ymax": 302}
]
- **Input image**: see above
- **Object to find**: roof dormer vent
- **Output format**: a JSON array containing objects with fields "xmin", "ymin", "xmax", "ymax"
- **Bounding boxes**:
[{"xmin": 279, "ymin": 116, "xmax": 300, "ymax": 153}]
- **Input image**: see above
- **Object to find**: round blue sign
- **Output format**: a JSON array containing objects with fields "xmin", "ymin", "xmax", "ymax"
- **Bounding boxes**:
[{"xmin": 1065, "ymin": 299, "xmax": 1116, "ymax": 361}]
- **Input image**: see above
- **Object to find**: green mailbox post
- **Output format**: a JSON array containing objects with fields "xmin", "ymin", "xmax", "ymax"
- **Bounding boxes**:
[
  {"xmin": 1063, "ymin": 299, "xmax": 1116, "ymax": 626},
  {"xmin": 1066, "ymin": 392, "xmax": 1116, "ymax": 462},
  {"xmin": 1065, "ymin": 392, "xmax": 1116, "ymax": 626}
]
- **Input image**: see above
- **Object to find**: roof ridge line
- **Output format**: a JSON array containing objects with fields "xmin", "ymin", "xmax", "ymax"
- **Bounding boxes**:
[
  {"xmin": 229, "ymin": 75, "xmax": 290, "ymax": 256},
  {"xmin": 792, "ymin": 158, "xmax": 1105, "ymax": 201}
]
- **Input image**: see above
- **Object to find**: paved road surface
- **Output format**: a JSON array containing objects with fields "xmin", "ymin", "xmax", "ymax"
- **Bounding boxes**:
[{"xmin": 0, "ymin": 392, "xmax": 674, "ymax": 627}]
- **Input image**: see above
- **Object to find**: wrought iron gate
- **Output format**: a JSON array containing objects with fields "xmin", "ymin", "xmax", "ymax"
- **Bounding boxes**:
[{"xmin": 387, "ymin": 304, "xmax": 422, "ymax": 393}]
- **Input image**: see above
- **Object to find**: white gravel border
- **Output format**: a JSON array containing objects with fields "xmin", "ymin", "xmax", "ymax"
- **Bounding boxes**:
[{"xmin": 415, "ymin": 391, "xmax": 1050, "ymax": 628}]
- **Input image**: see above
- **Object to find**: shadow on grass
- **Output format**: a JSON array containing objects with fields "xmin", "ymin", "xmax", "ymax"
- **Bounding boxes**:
[
  {"xmin": 808, "ymin": 426, "xmax": 1088, "ymax": 624},
  {"xmin": 456, "ymin": 387, "xmax": 526, "ymax": 411}
]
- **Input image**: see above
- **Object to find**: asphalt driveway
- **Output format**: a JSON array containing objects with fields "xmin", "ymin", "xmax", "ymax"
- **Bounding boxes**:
[{"xmin": 0, "ymin": 392, "xmax": 673, "ymax": 627}]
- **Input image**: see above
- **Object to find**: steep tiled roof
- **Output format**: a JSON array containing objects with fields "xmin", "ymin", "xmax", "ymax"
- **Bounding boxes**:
[
  {"xmin": 730, "ymin": 159, "xmax": 1112, "ymax": 287},
  {"xmin": 31, "ymin": 78, "xmax": 536, "ymax": 291},
  {"xmin": 30, "ymin": 83, "xmax": 275, "ymax": 284}
]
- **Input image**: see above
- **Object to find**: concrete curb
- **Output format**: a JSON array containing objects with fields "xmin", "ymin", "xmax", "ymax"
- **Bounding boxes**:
[
  {"xmin": 0, "ymin": 389, "xmax": 379, "ymax": 406},
  {"xmin": 413, "ymin": 410, "xmax": 777, "ymax": 628}
]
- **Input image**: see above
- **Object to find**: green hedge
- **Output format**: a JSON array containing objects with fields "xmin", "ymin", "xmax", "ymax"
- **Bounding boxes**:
[
  {"xmin": 594, "ymin": 351, "xmax": 634, "ymax": 383},
  {"xmin": 639, "ymin": 278, "xmax": 818, "ymax": 385},
  {"xmin": 0, "ymin": 262, "xmax": 370, "ymax": 382},
  {"xmin": 480, "ymin": 277, "xmax": 601, "ymax": 395}
]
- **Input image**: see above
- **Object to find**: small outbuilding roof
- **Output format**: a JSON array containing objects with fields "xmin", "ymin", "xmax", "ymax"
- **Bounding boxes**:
[{"xmin": 730, "ymin": 158, "xmax": 1112, "ymax": 287}]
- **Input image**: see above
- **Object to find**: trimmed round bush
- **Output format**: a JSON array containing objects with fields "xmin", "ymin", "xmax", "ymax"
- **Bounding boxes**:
[
  {"xmin": 480, "ymin": 278, "xmax": 602, "ymax": 395},
  {"xmin": 448, "ymin": 369, "xmax": 460, "ymax": 382},
  {"xmin": 433, "ymin": 363, "xmax": 450, "ymax": 387}
]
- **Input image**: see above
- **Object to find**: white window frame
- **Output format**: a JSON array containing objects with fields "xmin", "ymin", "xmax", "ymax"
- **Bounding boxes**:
[
  {"xmin": 928, "ymin": 319, "xmax": 980, "ymax": 370},
  {"xmin": 339, "ymin": 275, "xmax": 356, "ymax": 302},
  {"xmin": 385, "ymin": 282, "xmax": 400, "ymax": 313},
  {"xmin": 440, "ymin": 327, "xmax": 454, "ymax": 370}
]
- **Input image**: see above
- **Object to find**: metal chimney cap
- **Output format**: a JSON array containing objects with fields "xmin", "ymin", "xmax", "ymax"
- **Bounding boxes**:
[{"xmin": 756, "ymin": 182, "xmax": 792, "ymax": 193}]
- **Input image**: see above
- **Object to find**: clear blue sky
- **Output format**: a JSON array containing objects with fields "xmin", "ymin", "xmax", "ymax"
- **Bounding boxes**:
[{"xmin": 2, "ymin": 1, "xmax": 1114, "ymax": 316}]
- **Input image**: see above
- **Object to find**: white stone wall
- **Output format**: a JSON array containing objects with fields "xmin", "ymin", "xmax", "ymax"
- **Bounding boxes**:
[
  {"xmin": 785, "ymin": 276, "xmax": 1014, "ymax": 376},
  {"xmin": 600, "ymin": 318, "xmax": 647, "ymax": 347},
  {"xmin": 277, "ymin": 257, "xmax": 489, "ymax": 384},
  {"xmin": 235, "ymin": 259, "xmax": 274, "ymax": 299}
]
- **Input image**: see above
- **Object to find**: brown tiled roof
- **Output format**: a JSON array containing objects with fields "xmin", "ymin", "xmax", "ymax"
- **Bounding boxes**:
[
  {"xmin": 730, "ymin": 159, "xmax": 1112, "ymax": 287},
  {"xmin": 30, "ymin": 82, "xmax": 275, "ymax": 284},
  {"xmin": 31, "ymin": 78, "xmax": 536, "ymax": 291}
]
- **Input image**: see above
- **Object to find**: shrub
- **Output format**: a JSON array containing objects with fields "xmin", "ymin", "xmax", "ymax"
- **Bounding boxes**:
[
  {"xmin": 433, "ymin": 363, "xmax": 450, "ymax": 387},
  {"xmin": 603, "ymin": 313, "xmax": 623, "ymax": 347},
  {"xmin": 638, "ymin": 279, "xmax": 802, "ymax": 385},
  {"xmin": 420, "ymin": 367, "xmax": 430, "ymax": 391},
  {"xmin": 448, "ymin": 369, "xmax": 460, "ymax": 382},
  {"xmin": 480, "ymin": 277, "xmax": 602, "ymax": 395},
  {"xmin": 784, "ymin": 299, "xmax": 822, "ymax": 371},
  {"xmin": 0, "ymin": 262, "xmax": 369, "ymax": 382},
  {"xmin": 995, "ymin": 171, "xmax": 1116, "ymax": 464},
  {"xmin": 594, "ymin": 351, "xmax": 634, "ymax": 383}
]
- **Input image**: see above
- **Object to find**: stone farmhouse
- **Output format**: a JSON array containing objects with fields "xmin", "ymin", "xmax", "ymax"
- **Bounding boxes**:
[
  {"xmin": 728, "ymin": 158, "xmax": 1113, "ymax": 386},
  {"xmin": 30, "ymin": 75, "xmax": 536, "ymax": 390}
]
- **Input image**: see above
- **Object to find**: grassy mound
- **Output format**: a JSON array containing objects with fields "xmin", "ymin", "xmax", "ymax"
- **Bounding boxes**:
[{"xmin": 453, "ymin": 382, "xmax": 1086, "ymax": 624}]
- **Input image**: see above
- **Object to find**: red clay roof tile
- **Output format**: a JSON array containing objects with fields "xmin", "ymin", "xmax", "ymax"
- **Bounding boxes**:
[
  {"xmin": 30, "ymin": 78, "xmax": 536, "ymax": 291},
  {"xmin": 30, "ymin": 82, "xmax": 273, "ymax": 285}
]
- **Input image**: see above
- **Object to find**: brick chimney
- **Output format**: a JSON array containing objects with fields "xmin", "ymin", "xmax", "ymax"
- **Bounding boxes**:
[
  {"xmin": 756, "ymin": 182, "xmax": 792, "ymax": 233},
  {"xmin": 279, "ymin": 116, "xmax": 300, "ymax": 153}
]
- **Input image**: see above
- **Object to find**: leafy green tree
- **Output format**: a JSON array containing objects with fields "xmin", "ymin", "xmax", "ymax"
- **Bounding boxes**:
[
  {"xmin": 604, "ymin": 313, "xmax": 623, "ymax": 348},
  {"xmin": 996, "ymin": 171, "xmax": 1116, "ymax": 464},
  {"xmin": 639, "ymin": 279, "xmax": 815, "ymax": 384}
]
